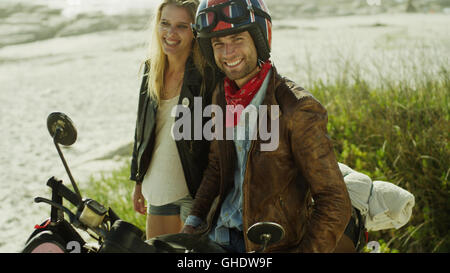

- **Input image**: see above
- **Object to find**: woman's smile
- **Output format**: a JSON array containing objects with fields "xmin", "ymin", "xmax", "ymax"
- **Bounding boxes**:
[{"xmin": 164, "ymin": 37, "xmax": 181, "ymax": 47}]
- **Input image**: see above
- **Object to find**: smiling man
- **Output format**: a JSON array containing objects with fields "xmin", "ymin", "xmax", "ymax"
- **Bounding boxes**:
[
  {"xmin": 182, "ymin": 0, "xmax": 352, "ymax": 253},
  {"xmin": 211, "ymin": 31, "xmax": 260, "ymax": 86}
]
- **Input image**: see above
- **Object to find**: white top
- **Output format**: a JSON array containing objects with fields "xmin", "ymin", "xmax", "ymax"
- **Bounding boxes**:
[{"xmin": 141, "ymin": 95, "xmax": 189, "ymax": 206}]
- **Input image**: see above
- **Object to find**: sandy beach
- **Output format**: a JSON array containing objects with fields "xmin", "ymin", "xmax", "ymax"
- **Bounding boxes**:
[
  {"xmin": 0, "ymin": 2, "xmax": 155, "ymax": 252},
  {"xmin": 0, "ymin": 1, "xmax": 448, "ymax": 252},
  {"xmin": 0, "ymin": 29, "xmax": 149, "ymax": 252}
]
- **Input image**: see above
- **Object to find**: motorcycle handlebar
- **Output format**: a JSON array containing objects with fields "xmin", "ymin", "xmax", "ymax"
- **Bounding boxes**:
[
  {"xmin": 34, "ymin": 197, "xmax": 77, "ymax": 223},
  {"xmin": 47, "ymin": 177, "xmax": 82, "ymax": 207},
  {"xmin": 108, "ymin": 208, "xmax": 121, "ymax": 223}
]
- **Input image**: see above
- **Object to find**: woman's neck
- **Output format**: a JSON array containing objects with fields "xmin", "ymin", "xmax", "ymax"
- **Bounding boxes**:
[{"xmin": 166, "ymin": 52, "xmax": 189, "ymax": 74}]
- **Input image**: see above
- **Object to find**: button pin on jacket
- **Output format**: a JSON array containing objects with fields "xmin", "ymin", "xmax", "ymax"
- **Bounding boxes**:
[{"xmin": 182, "ymin": 97, "xmax": 190, "ymax": 107}]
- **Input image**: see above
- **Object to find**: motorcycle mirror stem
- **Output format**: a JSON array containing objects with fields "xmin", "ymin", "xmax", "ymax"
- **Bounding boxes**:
[{"xmin": 53, "ymin": 127, "xmax": 82, "ymax": 201}]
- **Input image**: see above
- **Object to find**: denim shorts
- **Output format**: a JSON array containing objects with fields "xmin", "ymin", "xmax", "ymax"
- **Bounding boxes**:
[{"xmin": 147, "ymin": 195, "xmax": 193, "ymax": 223}]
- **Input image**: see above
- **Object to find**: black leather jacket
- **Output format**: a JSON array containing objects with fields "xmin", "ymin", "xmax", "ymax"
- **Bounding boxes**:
[{"xmin": 130, "ymin": 56, "xmax": 220, "ymax": 198}]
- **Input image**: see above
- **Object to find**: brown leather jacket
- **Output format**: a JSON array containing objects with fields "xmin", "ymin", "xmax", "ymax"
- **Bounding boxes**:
[{"xmin": 190, "ymin": 66, "xmax": 352, "ymax": 253}]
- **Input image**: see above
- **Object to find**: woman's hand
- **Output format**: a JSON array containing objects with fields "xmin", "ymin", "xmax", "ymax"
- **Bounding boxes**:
[{"xmin": 132, "ymin": 183, "xmax": 147, "ymax": 215}]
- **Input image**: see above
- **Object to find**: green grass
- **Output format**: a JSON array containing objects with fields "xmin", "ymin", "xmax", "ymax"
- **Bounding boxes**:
[
  {"xmin": 310, "ymin": 64, "xmax": 449, "ymax": 253},
  {"xmin": 80, "ymin": 164, "xmax": 146, "ymax": 232},
  {"xmin": 80, "ymin": 63, "xmax": 449, "ymax": 253}
]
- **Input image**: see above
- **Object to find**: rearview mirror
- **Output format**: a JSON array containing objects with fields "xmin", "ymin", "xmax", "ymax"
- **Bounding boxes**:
[
  {"xmin": 47, "ymin": 112, "xmax": 77, "ymax": 146},
  {"xmin": 246, "ymin": 222, "xmax": 285, "ymax": 252}
]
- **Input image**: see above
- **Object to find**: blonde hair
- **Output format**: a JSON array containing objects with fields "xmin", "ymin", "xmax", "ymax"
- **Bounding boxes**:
[{"xmin": 145, "ymin": 0, "xmax": 205, "ymax": 104}]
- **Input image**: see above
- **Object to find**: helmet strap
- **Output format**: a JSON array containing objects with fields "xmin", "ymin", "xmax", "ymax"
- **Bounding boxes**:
[{"xmin": 257, "ymin": 58, "xmax": 264, "ymax": 68}]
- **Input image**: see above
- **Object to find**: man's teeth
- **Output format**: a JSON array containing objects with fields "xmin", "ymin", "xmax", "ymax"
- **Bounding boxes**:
[{"xmin": 226, "ymin": 59, "xmax": 242, "ymax": 67}]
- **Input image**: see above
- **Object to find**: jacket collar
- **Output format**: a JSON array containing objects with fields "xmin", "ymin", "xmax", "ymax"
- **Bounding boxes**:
[{"xmin": 259, "ymin": 65, "xmax": 283, "ymax": 120}]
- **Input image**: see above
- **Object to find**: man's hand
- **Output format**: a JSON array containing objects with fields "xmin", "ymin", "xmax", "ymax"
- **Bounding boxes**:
[
  {"xmin": 181, "ymin": 224, "xmax": 197, "ymax": 234},
  {"xmin": 132, "ymin": 183, "xmax": 147, "ymax": 215}
]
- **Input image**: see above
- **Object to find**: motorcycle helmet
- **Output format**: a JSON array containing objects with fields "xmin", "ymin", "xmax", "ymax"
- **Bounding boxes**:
[{"xmin": 192, "ymin": 0, "xmax": 272, "ymax": 67}]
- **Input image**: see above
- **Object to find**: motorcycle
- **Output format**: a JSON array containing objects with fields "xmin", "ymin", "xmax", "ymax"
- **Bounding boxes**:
[{"xmin": 22, "ymin": 112, "xmax": 285, "ymax": 253}]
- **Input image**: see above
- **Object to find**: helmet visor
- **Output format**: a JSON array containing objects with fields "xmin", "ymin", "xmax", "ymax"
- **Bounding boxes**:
[{"xmin": 194, "ymin": 1, "xmax": 248, "ymax": 33}]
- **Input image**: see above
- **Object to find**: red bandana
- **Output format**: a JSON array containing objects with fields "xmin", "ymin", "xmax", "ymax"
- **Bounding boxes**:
[{"xmin": 224, "ymin": 61, "xmax": 272, "ymax": 127}]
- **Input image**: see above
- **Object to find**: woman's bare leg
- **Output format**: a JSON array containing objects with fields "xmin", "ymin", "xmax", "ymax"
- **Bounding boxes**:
[{"xmin": 146, "ymin": 214, "xmax": 183, "ymax": 239}]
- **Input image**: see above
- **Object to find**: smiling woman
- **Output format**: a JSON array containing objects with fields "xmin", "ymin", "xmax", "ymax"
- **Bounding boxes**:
[
  {"xmin": 146, "ymin": 0, "xmax": 206, "ymax": 103},
  {"xmin": 159, "ymin": 6, "xmax": 193, "ymax": 55},
  {"xmin": 157, "ymin": 4, "xmax": 196, "ymax": 99},
  {"xmin": 129, "ymin": 0, "xmax": 218, "ymax": 241}
]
